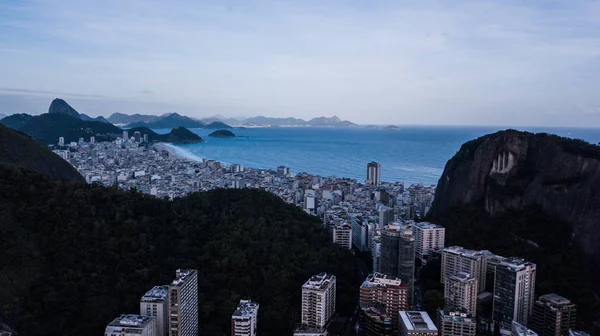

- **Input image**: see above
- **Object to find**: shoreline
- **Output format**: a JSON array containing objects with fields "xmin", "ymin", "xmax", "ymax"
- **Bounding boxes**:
[
  {"xmin": 153, "ymin": 142, "xmax": 204, "ymax": 162},
  {"xmin": 153, "ymin": 142, "xmax": 432, "ymax": 186}
]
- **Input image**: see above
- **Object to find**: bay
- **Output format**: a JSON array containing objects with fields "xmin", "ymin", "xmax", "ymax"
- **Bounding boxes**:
[{"xmin": 154, "ymin": 126, "xmax": 600, "ymax": 186}]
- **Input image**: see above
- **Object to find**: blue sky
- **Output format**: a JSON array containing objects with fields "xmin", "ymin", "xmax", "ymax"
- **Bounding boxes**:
[{"xmin": 1, "ymin": 0, "xmax": 600, "ymax": 126}]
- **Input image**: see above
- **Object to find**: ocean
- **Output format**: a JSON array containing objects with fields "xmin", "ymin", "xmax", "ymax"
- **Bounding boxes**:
[{"xmin": 155, "ymin": 126, "xmax": 600, "ymax": 186}]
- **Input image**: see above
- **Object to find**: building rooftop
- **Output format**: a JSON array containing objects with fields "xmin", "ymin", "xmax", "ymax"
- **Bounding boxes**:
[
  {"xmin": 442, "ymin": 246, "xmax": 493, "ymax": 259},
  {"xmin": 399, "ymin": 311, "xmax": 437, "ymax": 331},
  {"xmin": 303, "ymin": 272, "xmax": 336, "ymax": 291},
  {"xmin": 171, "ymin": 269, "xmax": 197, "ymax": 287},
  {"xmin": 438, "ymin": 310, "xmax": 475, "ymax": 323},
  {"xmin": 383, "ymin": 224, "xmax": 414, "ymax": 239},
  {"xmin": 141, "ymin": 285, "xmax": 168, "ymax": 303},
  {"xmin": 569, "ymin": 330, "xmax": 591, "ymax": 336},
  {"xmin": 334, "ymin": 223, "xmax": 352, "ymax": 230},
  {"xmin": 499, "ymin": 258, "xmax": 536, "ymax": 271},
  {"xmin": 107, "ymin": 314, "xmax": 154, "ymax": 329},
  {"xmin": 449, "ymin": 271, "xmax": 476, "ymax": 283},
  {"xmin": 232, "ymin": 299, "xmax": 259, "ymax": 319},
  {"xmin": 362, "ymin": 272, "xmax": 404, "ymax": 287},
  {"xmin": 539, "ymin": 293, "xmax": 572, "ymax": 306},
  {"xmin": 412, "ymin": 222, "xmax": 444, "ymax": 230}
]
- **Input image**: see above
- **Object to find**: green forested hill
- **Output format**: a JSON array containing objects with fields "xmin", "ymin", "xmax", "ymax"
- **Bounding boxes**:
[{"xmin": 0, "ymin": 164, "xmax": 359, "ymax": 336}]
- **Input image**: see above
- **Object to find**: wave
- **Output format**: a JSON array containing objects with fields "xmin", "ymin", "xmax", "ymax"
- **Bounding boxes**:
[{"xmin": 161, "ymin": 143, "xmax": 204, "ymax": 162}]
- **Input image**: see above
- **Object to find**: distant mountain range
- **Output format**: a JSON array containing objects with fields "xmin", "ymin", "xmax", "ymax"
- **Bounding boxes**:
[
  {"xmin": 126, "ymin": 113, "xmax": 205, "ymax": 129},
  {"xmin": 239, "ymin": 115, "xmax": 356, "ymax": 127},
  {"xmin": 2, "ymin": 98, "xmax": 359, "ymax": 129},
  {"xmin": 120, "ymin": 114, "xmax": 355, "ymax": 128},
  {"xmin": 106, "ymin": 112, "xmax": 160, "ymax": 125},
  {"xmin": 0, "ymin": 99, "xmax": 202, "ymax": 145}
]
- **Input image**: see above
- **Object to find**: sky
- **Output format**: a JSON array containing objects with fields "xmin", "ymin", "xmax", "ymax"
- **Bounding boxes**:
[{"xmin": 1, "ymin": 0, "xmax": 600, "ymax": 126}]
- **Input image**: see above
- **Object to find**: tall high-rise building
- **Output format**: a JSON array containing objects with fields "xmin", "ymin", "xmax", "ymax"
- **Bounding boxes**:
[
  {"xmin": 140, "ymin": 285, "xmax": 168, "ymax": 336},
  {"xmin": 351, "ymin": 215, "xmax": 370, "ymax": 252},
  {"xmin": 58, "ymin": 136, "xmax": 65, "ymax": 146},
  {"xmin": 378, "ymin": 207, "xmax": 394, "ymax": 229},
  {"xmin": 484, "ymin": 255, "xmax": 506, "ymax": 293},
  {"xmin": 380, "ymin": 224, "xmax": 415, "ymax": 307},
  {"xmin": 276, "ymin": 166, "xmax": 290, "ymax": 177},
  {"xmin": 168, "ymin": 269, "xmax": 198, "ymax": 336},
  {"xmin": 399, "ymin": 311, "xmax": 438, "ymax": 336},
  {"xmin": 301, "ymin": 272, "xmax": 336, "ymax": 329},
  {"xmin": 105, "ymin": 314, "xmax": 156, "ymax": 336},
  {"xmin": 332, "ymin": 223, "xmax": 352, "ymax": 249},
  {"xmin": 366, "ymin": 162, "xmax": 380, "ymax": 186},
  {"xmin": 530, "ymin": 294, "xmax": 576, "ymax": 336},
  {"xmin": 441, "ymin": 247, "xmax": 493, "ymax": 294},
  {"xmin": 134, "ymin": 131, "xmax": 142, "ymax": 142},
  {"xmin": 412, "ymin": 222, "xmax": 445, "ymax": 260},
  {"xmin": 437, "ymin": 310, "xmax": 476, "ymax": 336},
  {"xmin": 358, "ymin": 306, "xmax": 394, "ymax": 336},
  {"xmin": 444, "ymin": 272, "xmax": 478, "ymax": 315},
  {"xmin": 397, "ymin": 229, "xmax": 415, "ymax": 307},
  {"xmin": 90, "ymin": 136, "xmax": 95, "ymax": 143},
  {"xmin": 493, "ymin": 258, "xmax": 536, "ymax": 331},
  {"xmin": 123, "ymin": 130, "xmax": 129, "ymax": 141},
  {"xmin": 143, "ymin": 134, "xmax": 148, "ymax": 143},
  {"xmin": 231, "ymin": 299, "xmax": 259, "ymax": 336},
  {"xmin": 359, "ymin": 273, "xmax": 408, "ymax": 333}
]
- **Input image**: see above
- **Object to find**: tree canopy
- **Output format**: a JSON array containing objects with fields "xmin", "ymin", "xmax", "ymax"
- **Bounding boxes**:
[{"xmin": 0, "ymin": 164, "xmax": 359, "ymax": 335}]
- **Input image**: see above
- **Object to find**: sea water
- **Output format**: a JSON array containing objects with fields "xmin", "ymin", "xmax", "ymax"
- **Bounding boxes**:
[{"xmin": 156, "ymin": 126, "xmax": 600, "ymax": 185}]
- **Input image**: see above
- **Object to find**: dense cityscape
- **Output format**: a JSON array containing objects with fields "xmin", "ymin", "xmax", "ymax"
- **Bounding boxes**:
[{"xmin": 52, "ymin": 134, "xmax": 591, "ymax": 336}]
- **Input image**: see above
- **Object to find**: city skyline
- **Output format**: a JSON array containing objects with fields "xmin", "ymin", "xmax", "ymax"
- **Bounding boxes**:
[{"xmin": 2, "ymin": 1, "xmax": 600, "ymax": 127}]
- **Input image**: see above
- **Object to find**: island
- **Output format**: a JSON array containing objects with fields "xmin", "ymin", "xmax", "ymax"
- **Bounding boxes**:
[
  {"xmin": 208, "ymin": 129, "xmax": 236, "ymax": 138},
  {"xmin": 384, "ymin": 125, "xmax": 400, "ymax": 130},
  {"xmin": 166, "ymin": 126, "xmax": 204, "ymax": 143}
]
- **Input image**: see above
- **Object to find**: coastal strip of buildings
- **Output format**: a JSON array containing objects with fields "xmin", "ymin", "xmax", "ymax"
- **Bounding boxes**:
[{"xmin": 53, "ymin": 135, "xmax": 593, "ymax": 336}]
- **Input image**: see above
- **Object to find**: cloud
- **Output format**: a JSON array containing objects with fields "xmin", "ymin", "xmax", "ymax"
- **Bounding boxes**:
[
  {"xmin": 1, "ymin": 0, "xmax": 600, "ymax": 126},
  {"xmin": 140, "ymin": 90, "xmax": 154, "ymax": 95},
  {"xmin": 0, "ymin": 88, "xmax": 107, "ymax": 99}
]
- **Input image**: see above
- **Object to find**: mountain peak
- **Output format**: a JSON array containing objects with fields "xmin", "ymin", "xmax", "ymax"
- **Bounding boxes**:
[{"xmin": 48, "ymin": 98, "xmax": 80, "ymax": 118}]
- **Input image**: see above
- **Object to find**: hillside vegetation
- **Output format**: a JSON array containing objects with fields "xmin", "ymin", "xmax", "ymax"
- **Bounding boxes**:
[
  {"xmin": 0, "ymin": 124, "xmax": 83, "ymax": 182},
  {"xmin": 0, "ymin": 165, "xmax": 359, "ymax": 336}
]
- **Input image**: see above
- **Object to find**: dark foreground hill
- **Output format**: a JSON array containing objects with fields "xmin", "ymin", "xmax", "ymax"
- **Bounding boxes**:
[
  {"xmin": 0, "ymin": 165, "xmax": 359, "ymax": 336},
  {"xmin": 428, "ymin": 130, "xmax": 600, "ymax": 332},
  {"xmin": 0, "ymin": 124, "xmax": 83, "ymax": 182}
]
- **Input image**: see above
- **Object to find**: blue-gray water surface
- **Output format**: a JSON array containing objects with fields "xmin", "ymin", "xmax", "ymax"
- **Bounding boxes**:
[{"xmin": 154, "ymin": 126, "xmax": 600, "ymax": 185}]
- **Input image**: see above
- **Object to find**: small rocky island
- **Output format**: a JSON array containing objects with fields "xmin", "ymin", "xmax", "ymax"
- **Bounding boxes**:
[
  {"xmin": 208, "ymin": 129, "xmax": 236, "ymax": 138},
  {"xmin": 166, "ymin": 126, "xmax": 204, "ymax": 143}
]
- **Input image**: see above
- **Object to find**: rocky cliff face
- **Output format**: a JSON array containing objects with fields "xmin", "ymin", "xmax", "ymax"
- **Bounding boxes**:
[{"xmin": 430, "ymin": 130, "xmax": 600, "ymax": 270}]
